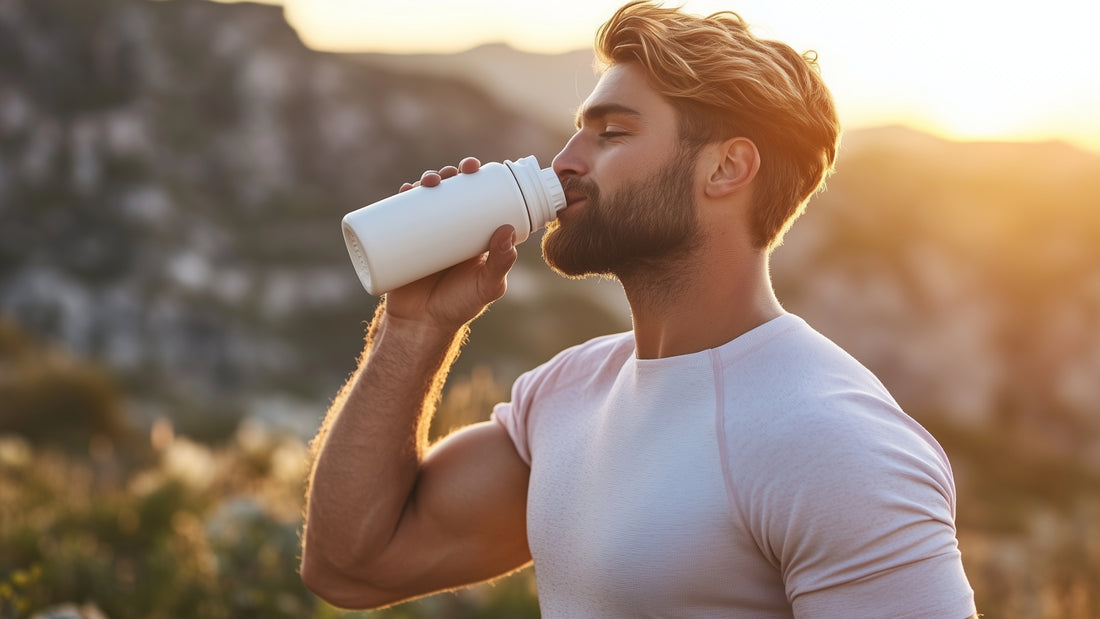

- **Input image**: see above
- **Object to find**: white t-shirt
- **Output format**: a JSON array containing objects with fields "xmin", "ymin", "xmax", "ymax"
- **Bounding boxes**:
[{"xmin": 492, "ymin": 313, "xmax": 975, "ymax": 618}]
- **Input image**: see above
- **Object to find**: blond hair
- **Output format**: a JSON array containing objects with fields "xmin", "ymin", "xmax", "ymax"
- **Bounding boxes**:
[{"xmin": 595, "ymin": 1, "xmax": 841, "ymax": 250}]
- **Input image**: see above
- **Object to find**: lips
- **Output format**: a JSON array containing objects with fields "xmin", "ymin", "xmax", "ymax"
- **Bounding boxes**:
[
  {"xmin": 550, "ymin": 189, "xmax": 582, "ymax": 220},
  {"xmin": 558, "ymin": 177, "xmax": 595, "ymax": 218},
  {"xmin": 565, "ymin": 191, "xmax": 587, "ymax": 208}
]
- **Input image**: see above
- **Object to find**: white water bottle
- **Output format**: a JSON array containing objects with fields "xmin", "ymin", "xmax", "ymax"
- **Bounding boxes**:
[{"xmin": 342, "ymin": 155, "xmax": 566, "ymax": 296}]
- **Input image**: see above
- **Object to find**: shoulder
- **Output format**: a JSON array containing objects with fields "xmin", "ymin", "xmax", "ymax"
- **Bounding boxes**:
[
  {"xmin": 714, "ymin": 317, "xmax": 970, "ymax": 614},
  {"xmin": 511, "ymin": 331, "xmax": 635, "ymax": 398},
  {"xmin": 715, "ymin": 314, "xmax": 911, "ymax": 445},
  {"xmin": 552, "ymin": 330, "xmax": 636, "ymax": 366},
  {"xmin": 718, "ymin": 315, "xmax": 953, "ymax": 495},
  {"xmin": 714, "ymin": 313, "xmax": 892, "ymax": 396},
  {"xmin": 491, "ymin": 331, "xmax": 634, "ymax": 464}
]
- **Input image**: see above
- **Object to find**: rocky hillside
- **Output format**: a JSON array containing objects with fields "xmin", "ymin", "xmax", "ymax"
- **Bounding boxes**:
[
  {"xmin": 2, "ymin": 0, "xmax": 1100, "ymax": 473},
  {"xmin": 0, "ymin": 0, "xmax": 622, "ymax": 438}
]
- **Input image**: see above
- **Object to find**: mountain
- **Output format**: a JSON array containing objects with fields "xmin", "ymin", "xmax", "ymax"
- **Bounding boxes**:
[
  {"xmin": 2, "ymin": 0, "xmax": 1100, "ymax": 474},
  {"xmin": 354, "ymin": 43, "xmax": 599, "ymax": 134}
]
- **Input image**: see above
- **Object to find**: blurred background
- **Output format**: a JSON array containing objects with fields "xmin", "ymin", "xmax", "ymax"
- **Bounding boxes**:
[{"xmin": 1, "ymin": 0, "xmax": 1098, "ymax": 616}]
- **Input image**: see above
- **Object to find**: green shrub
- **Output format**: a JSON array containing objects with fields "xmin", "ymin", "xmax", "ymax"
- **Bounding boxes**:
[{"xmin": 0, "ymin": 318, "xmax": 131, "ymax": 454}]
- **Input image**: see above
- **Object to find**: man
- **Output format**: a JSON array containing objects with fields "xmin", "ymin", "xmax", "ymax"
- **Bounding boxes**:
[{"xmin": 301, "ymin": 2, "xmax": 978, "ymax": 617}]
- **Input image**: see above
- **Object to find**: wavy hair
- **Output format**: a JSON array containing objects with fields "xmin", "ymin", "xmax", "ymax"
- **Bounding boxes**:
[{"xmin": 595, "ymin": 1, "xmax": 841, "ymax": 250}]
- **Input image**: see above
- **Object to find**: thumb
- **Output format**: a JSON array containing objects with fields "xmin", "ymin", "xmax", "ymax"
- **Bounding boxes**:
[{"xmin": 481, "ymin": 225, "xmax": 518, "ymax": 296}]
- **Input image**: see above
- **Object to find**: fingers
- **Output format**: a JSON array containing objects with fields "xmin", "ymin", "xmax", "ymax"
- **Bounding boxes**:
[
  {"xmin": 399, "ymin": 158, "xmax": 479, "ymax": 192},
  {"xmin": 419, "ymin": 170, "xmax": 442, "ymax": 188},
  {"xmin": 397, "ymin": 169, "xmax": 443, "ymax": 192},
  {"xmin": 459, "ymin": 157, "xmax": 481, "ymax": 174}
]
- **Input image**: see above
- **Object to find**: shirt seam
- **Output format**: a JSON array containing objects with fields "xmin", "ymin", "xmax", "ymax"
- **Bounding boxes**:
[{"xmin": 711, "ymin": 348, "xmax": 770, "ymax": 570}]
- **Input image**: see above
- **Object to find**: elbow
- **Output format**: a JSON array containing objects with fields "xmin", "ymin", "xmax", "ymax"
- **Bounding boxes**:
[{"xmin": 300, "ymin": 550, "xmax": 402, "ymax": 610}]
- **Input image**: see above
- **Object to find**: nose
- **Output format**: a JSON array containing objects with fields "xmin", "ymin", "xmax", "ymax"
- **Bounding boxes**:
[{"xmin": 552, "ymin": 131, "xmax": 588, "ymax": 180}]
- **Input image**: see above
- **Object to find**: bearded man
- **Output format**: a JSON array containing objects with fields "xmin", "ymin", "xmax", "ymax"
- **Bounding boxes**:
[{"xmin": 301, "ymin": 2, "xmax": 978, "ymax": 617}]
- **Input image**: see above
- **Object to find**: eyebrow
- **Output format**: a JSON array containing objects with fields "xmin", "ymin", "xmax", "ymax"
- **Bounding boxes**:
[{"xmin": 574, "ymin": 103, "xmax": 643, "ymax": 130}]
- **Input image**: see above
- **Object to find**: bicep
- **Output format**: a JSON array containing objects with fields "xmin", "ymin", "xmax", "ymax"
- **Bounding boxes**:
[{"xmin": 367, "ymin": 421, "xmax": 531, "ymax": 602}]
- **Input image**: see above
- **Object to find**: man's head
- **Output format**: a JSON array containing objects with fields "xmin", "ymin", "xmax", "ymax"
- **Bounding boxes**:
[{"xmin": 586, "ymin": 1, "xmax": 841, "ymax": 252}]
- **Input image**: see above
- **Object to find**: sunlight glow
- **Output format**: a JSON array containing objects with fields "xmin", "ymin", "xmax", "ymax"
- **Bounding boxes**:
[{"xmin": 237, "ymin": 0, "xmax": 1100, "ymax": 152}]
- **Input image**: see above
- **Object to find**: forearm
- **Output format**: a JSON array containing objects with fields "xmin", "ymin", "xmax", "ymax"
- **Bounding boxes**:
[{"xmin": 303, "ymin": 302, "xmax": 469, "ymax": 571}]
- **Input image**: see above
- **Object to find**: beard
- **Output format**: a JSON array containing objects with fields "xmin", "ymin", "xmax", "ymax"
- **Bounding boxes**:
[{"xmin": 541, "ymin": 152, "xmax": 701, "ymax": 280}]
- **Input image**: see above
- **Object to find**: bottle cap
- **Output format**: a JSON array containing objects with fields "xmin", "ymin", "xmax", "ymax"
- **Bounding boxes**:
[{"xmin": 505, "ymin": 156, "xmax": 566, "ymax": 230}]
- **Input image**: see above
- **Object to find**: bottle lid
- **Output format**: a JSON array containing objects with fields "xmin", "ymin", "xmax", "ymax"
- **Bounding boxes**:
[{"xmin": 505, "ymin": 156, "xmax": 566, "ymax": 230}]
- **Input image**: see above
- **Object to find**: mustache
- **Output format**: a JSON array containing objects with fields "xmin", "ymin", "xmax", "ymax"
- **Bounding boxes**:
[{"xmin": 560, "ymin": 175, "xmax": 600, "ymax": 199}]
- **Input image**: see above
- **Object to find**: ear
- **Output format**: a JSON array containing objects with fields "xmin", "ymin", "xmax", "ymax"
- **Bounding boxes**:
[{"xmin": 703, "ymin": 137, "xmax": 760, "ymax": 199}]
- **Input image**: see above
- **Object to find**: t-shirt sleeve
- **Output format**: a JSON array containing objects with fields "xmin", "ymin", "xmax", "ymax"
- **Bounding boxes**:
[
  {"xmin": 491, "ymin": 332, "xmax": 635, "ymax": 468},
  {"xmin": 735, "ymin": 399, "xmax": 976, "ymax": 618},
  {"xmin": 491, "ymin": 380, "xmax": 532, "ymax": 465},
  {"xmin": 490, "ymin": 348, "xmax": 564, "ymax": 467}
]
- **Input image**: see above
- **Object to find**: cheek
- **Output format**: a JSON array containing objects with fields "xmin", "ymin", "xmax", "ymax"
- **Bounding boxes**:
[{"xmin": 610, "ymin": 140, "xmax": 674, "ymax": 181}]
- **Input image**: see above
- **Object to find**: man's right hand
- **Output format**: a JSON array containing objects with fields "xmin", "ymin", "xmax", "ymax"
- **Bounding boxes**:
[
  {"xmin": 384, "ymin": 156, "xmax": 518, "ymax": 333},
  {"xmin": 301, "ymin": 155, "xmax": 532, "ymax": 609}
]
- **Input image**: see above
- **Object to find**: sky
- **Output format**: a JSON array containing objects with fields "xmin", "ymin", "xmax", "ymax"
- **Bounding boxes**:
[{"xmin": 248, "ymin": 0, "xmax": 1100, "ymax": 152}]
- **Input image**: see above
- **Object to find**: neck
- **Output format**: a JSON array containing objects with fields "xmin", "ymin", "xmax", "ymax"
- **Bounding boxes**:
[{"xmin": 619, "ymin": 247, "xmax": 783, "ymax": 359}]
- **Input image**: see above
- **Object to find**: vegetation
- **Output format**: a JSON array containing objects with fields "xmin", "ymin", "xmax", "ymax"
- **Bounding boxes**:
[
  {"xmin": 925, "ymin": 417, "xmax": 1100, "ymax": 617},
  {"xmin": 2, "ymin": 322, "xmax": 1099, "ymax": 618},
  {"xmin": 0, "ymin": 427, "xmax": 537, "ymax": 618},
  {"xmin": 0, "ymin": 319, "xmax": 542, "ymax": 618}
]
